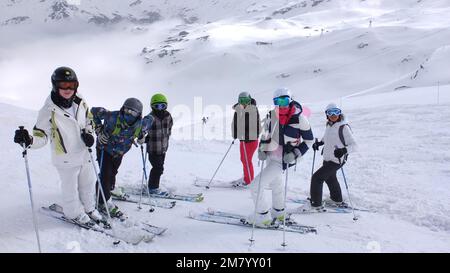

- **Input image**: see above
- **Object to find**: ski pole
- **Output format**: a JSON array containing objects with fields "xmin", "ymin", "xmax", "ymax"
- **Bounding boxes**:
[
  {"xmin": 242, "ymin": 141, "xmax": 253, "ymax": 186},
  {"xmin": 281, "ymin": 166, "xmax": 289, "ymax": 248},
  {"xmin": 88, "ymin": 148, "xmax": 113, "ymax": 222},
  {"xmin": 311, "ymin": 138, "xmax": 318, "ymax": 178},
  {"xmin": 249, "ymin": 160, "xmax": 265, "ymax": 246},
  {"xmin": 206, "ymin": 139, "xmax": 235, "ymax": 189},
  {"xmin": 96, "ymin": 146, "xmax": 105, "ymax": 210},
  {"xmin": 338, "ymin": 157, "xmax": 358, "ymax": 221},
  {"xmin": 19, "ymin": 126, "xmax": 42, "ymax": 253},
  {"xmin": 138, "ymin": 145, "xmax": 154, "ymax": 212},
  {"xmin": 87, "ymin": 148, "xmax": 121, "ymax": 244}
]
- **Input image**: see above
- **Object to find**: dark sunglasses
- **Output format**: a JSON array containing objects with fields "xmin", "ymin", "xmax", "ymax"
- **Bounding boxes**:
[{"xmin": 58, "ymin": 81, "xmax": 77, "ymax": 90}]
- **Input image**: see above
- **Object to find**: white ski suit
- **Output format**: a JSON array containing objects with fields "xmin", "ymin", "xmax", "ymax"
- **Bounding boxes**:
[
  {"xmin": 31, "ymin": 93, "xmax": 96, "ymax": 219},
  {"xmin": 251, "ymin": 101, "xmax": 314, "ymax": 219}
]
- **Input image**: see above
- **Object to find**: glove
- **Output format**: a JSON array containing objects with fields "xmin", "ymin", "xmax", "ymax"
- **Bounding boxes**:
[
  {"xmin": 283, "ymin": 152, "xmax": 297, "ymax": 164},
  {"xmin": 312, "ymin": 140, "xmax": 324, "ymax": 151},
  {"xmin": 284, "ymin": 142, "xmax": 296, "ymax": 153},
  {"xmin": 94, "ymin": 124, "xmax": 104, "ymax": 135},
  {"xmin": 97, "ymin": 131, "xmax": 109, "ymax": 145},
  {"xmin": 334, "ymin": 147, "xmax": 347, "ymax": 159},
  {"xmin": 137, "ymin": 133, "xmax": 146, "ymax": 145},
  {"xmin": 95, "ymin": 125, "xmax": 109, "ymax": 145},
  {"xmin": 81, "ymin": 131, "xmax": 95, "ymax": 147},
  {"xmin": 258, "ymin": 150, "xmax": 268, "ymax": 161},
  {"xmin": 14, "ymin": 127, "xmax": 32, "ymax": 147}
]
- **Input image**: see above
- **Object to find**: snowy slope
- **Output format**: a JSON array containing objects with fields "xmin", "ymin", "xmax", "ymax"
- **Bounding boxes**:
[{"xmin": 1, "ymin": 85, "xmax": 449, "ymax": 253}]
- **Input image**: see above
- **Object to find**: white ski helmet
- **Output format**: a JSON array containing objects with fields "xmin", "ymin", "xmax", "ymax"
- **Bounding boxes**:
[
  {"xmin": 273, "ymin": 87, "xmax": 292, "ymax": 99},
  {"xmin": 325, "ymin": 103, "xmax": 338, "ymax": 112}
]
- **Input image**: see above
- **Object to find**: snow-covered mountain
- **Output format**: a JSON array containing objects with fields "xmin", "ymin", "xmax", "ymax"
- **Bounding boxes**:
[
  {"xmin": 1, "ymin": 0, "xmax": 450, "ymax": 110},
  {"xmin": 0, "ymin": 0, "xmax": 342, "ymax": 26}
]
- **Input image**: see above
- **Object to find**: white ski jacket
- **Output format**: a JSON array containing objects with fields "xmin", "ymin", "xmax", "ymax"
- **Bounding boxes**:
[
  {"xmin": 31, "ymin": 93, "xmax": 94, "ymax": 167},
  {"xmin": 321, "ymin": 116, "xmax": 357, "ymax": 164}
]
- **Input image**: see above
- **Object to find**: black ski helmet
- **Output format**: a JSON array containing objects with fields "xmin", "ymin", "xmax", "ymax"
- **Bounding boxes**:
[
  {"xmin": 121, "ymin": 98, "xmax": 143, "ymax": 116},
  {"xmin": 51, "ymin": 66, "xmax": 79, "ymax": 92},
  {"xmin": 50, "ymin": 66, "xmax": 79, "ymax": 108}
]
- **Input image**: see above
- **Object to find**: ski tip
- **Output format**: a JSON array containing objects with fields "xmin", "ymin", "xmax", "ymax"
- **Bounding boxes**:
[
  {"xmin": 188, "ymin": 211, "xmax": 199, "ymax": 218},
  {"xmin": 146, "ymin": 234, "xmax": 157, "ymax": 242},
  {"xmin": 134, "ymin": 235, "xmax": 154, "ymax": 245}
]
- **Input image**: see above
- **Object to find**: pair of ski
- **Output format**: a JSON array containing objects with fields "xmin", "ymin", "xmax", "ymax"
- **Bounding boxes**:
[
  {"xmin": 41, "ymin": 203, "xmax": 167, "ymax": 245},
  {"xmin": 189, "ymin": 208, "xmax": 317, "ymax": 234},
  {"xmin": 194, "ymin": 177, "xmax": 248, "ymax": 189},
  {"xmin": 287, "ymin": 197, "xmax": 372, "ymax": 214},
  {"xmin": 111, "ymin": 186, "xmax": 204, "ymax": 209},
  {"xmin": 195, "ymin": 177, "xmax": 369, "ymax": 214}
]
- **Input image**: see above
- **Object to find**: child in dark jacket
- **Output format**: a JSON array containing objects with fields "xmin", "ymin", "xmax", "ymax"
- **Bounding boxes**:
[
  {"xmin": 143, "ymin": 93, "xmax": 173, "ymax": 195},
  {"xmin": 91, "ymin": 98, "xmax": 153, "ymax": 218}
]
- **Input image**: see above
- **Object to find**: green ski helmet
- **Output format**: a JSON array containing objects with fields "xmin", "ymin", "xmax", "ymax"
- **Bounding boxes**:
[{"xmin": 151, "ymin": 93, "xmax": 168, "ymax": 110}]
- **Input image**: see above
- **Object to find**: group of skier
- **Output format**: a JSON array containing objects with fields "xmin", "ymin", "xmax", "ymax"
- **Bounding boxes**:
[
  {"xmin": 13, "ymin": 67, "xmax": 173, "ymax": 226},
  {"xmin": 13, "ymin": 65, "xmax": 357, "ymax": 229},
  {"xmin": 230, "ymin": 88, "xmax": 357, "ymax": 227}
]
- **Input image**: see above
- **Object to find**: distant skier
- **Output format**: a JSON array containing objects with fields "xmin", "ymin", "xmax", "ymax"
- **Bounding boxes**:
[
  {"xmin": 143, "ymin": 93, "xmax": 173, "ymax": 195},
  {"xmin": 13, "ymin": 67, "xmax": 103, "ymax": 227},
  {"xmin": 300, "ymin": 103, "xmax": 357, "ymax": 212},
  {"xmin": 231, "ymin": 92, "xmax": 261, "ymax": 187},
  {"xmin": 248, "ymin": 88, "xmax": 314, "ymax": 227},
  {"xmin": 202, "ymin": 117, "xmax": 208, "ymax": 125},
  {"xmin": 91, "ymin": 98, "xmax": 153, "ymax": 218}
]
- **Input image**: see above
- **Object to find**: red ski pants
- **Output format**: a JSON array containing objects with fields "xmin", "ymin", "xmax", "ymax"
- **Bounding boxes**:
[{"xmin": 240, "ymin": 140, "xmax": 258, "ymax": 184}]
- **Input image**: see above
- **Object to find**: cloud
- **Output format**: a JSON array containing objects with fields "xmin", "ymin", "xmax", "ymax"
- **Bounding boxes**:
[{"xmin": 0, "ymin": 21, "xmax": 176, "ymax": 112}]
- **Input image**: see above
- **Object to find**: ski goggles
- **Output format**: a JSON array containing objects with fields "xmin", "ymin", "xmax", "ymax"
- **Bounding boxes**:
[
  {"xmin": 273, "ymin": 96, "xmax": 290, "ymax": 107},
  {"xmin": 152, "ymin": 103, "xmax": 167, "ymax": 110},
  {"xmin": 325, "ymin": 108, "xmax": 342, "ymax": 116},
  {"xmin": 238, "ymin": 97, "xmax": 251, "ymax": 105},
  {"xmin": 123, "ymin": 107, "xmax": 140, "ymax": 117},
  {"xmin": 57, "ymin": 81, "xmax": 77, "ymax": 90}
]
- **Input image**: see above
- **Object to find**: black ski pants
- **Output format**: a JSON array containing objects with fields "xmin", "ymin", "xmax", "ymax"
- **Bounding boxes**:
[
  {"xmin": 96, "ymin": 148, "xmax": 123, "ymax": 204},
  {"xmin": 310, "ymin": 160, "xmax": 343, "ymax": 207},
  {"xmin": 147, "ymin": 153, "xmax": 166, "ymax": 190}
]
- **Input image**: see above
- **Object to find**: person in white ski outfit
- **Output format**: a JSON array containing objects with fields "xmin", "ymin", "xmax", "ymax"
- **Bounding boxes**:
[
  {"xmin": 247, "ymin": 88, "xmax": 314, "ymax": 227},
  {"xmin": 302, "ymin": 103, "xmax": 357, "ymax": 212},
  {"xmin": 13, "ymin": 67, "xmax": 102, "ymax": 226}
]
